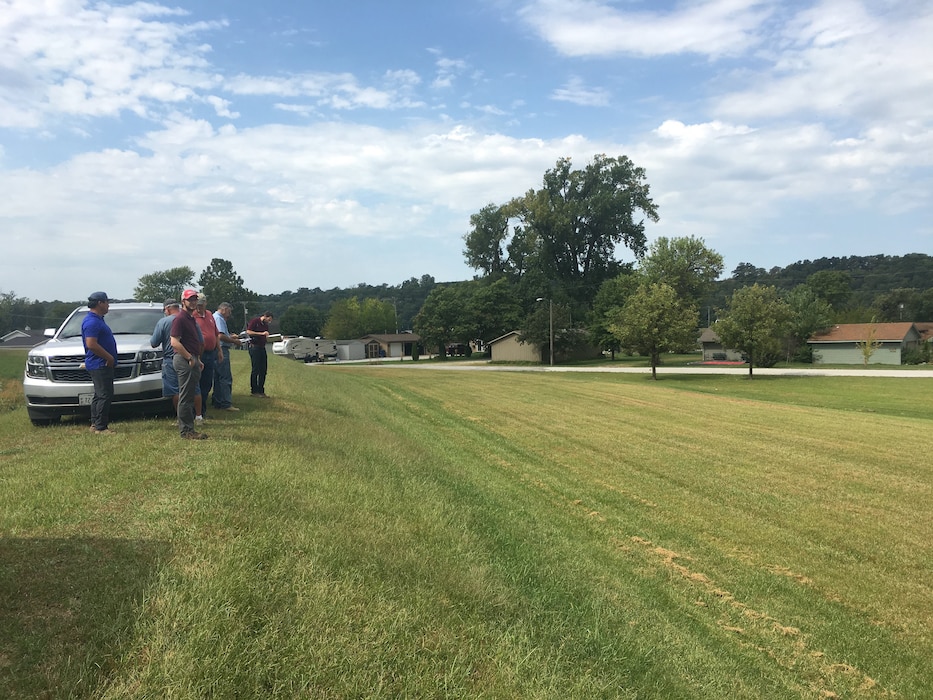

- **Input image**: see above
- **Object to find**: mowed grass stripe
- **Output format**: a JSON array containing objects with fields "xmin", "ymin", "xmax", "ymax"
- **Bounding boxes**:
[{"xmin": 326, "ymin": 367, "xmax": 932, "ymax": 695}]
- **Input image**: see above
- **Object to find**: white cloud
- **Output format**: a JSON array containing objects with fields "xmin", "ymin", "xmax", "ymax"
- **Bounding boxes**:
[
  {"xmin": 431, "ymin": 55, "xmax": 469, "ymax": 90},
  {"xmin": 716, "ymin": 1, "xmax": 933, "ymax": 128},
  {"xmin": 0, "ymin": 117, "xmax": 596, "ymax": 297},
  {"xmin": 518, "ymin": 0, "xmax": 772, "ymax": 58},
  {"xmin": 0, "ymin": 0, "xmax": 222, "ymax": 127},
  {"xmin": 551, "ymin": 77, "xmax": 610, "ymax": 107},
  {"xmin": 1, "ymin": 0, "xmax": 930, "ymax": 300},
  {"xmin": 225, "ymin": 72, "xmax": 424, "ymax": 110}
]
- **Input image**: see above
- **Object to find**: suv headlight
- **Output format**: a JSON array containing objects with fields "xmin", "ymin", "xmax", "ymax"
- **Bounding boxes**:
[
  {"xmin": 139, "ymin": 349, "xmax": 163, "ymax": 375},
  {"xmin": 26, "ymin": 354, "xmax": 48, "ymax": 379}
]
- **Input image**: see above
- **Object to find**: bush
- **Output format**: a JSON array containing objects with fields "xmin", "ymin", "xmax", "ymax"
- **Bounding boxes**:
[
  {"xmin": 792, "ymin": 345, "xmax": 815, "ymax": 364},
  {"xmin": 902, "ymin": 344, "xmax": 930, "ymax": 365},
  {"xmin": 754, "ymin": 347, "xmax": 782, "ymax": 368}
]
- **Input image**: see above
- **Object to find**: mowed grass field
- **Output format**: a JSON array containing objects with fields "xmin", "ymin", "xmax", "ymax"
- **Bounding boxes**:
[{"xmin": 0, "ymin": 349, "xmax": 930, "ymax": 698}]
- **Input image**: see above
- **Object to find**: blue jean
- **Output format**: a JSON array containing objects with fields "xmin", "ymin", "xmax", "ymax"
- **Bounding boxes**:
[
  {"xmin": 199, "ymin": 348, "xmax": 218, "ymax": 413},
  {"xmin": 212, "ymin": 346, "xmax": 233, "ymax": 408},
  {"xmin": 88, "ymin": 366, "xmax": 114, "ymax": 430}
]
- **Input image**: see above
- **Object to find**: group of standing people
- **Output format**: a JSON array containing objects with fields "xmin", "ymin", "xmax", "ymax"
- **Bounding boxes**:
[{"xmin": 81, "ymin": 289, "xmax": 275, "ymax": 439}]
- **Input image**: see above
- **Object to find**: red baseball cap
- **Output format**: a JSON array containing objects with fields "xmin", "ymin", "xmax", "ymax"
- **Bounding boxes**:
[{"xmin": 182, "ymin": 289, "xmax": 199, "ymax": 300}]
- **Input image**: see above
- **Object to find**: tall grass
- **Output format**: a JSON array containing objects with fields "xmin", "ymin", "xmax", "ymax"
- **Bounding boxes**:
[{"xmin": 0, "ymin": 350, "xmax": 930, "ymax": 698}]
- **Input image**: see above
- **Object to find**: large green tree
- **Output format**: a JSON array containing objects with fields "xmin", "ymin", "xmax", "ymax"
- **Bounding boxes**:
[
  {"xmin": 609, "ymin": 282, "xmax": 698, "ymax": 379},
  {"xmin": 639, "ymin": 236, "xmax": 723, "ymax": 306},
  {"xmin": 470, "ymin": 278, "xmax": 524, "ymax": 344},
  {"xmin": 323, "ymin": 298, "xmax": 364, "ymax": 339},
  {"xmin": 519, "ymin": 299, "xmax": 573, "ymax": 364},
  {"xmin": 464, "ymin": 154, "xmax": 658, "ymax": 310},
  {"xmin": 413, "ymin": 284, "xmax": 476, "ymax": 356},
  {"xmin": 715, "ymin": 284, "xmax": 791, "ymax": 378},
  {"xmin": 360, "ymin": 298, "xmax": 397, "ymax": 335},
  {"xmin": 323, "ymin": 297, "xmax": 396, "ymax": 339},
  {"xmin": 588, "ymin": 269, "xmax": 639, "ymax": 358},
  {"xmin": 873, "ymin": 288, "xmax": 924, "ymax": 322},
  {"xmin": 463, "ymin": 203, "xmax": 512, "ymax": 277},
  {"xmin": 784, "ymin": 285, "xmax": 834, "ymax": 361},
  {"xmin": 198, "ymin": 259, "xmax": 257, "ymax": 306},
  {"xmin": 806, "ymin": 270, "xmax": 852, "ymax": 310},
  {"xmin": 133, "ymin": 266, "xmax": 195, "ymax": 302},
  {"xmin": 280, "ymin": 304, "xmax": 324, "ymax": 337}
]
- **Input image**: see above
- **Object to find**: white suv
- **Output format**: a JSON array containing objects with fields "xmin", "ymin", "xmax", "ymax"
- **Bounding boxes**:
[{"xmin": 23, "ymin": 302, "xmax": 171, "ymax": 426}]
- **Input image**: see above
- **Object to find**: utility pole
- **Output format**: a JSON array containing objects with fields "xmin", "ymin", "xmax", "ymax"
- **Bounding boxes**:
[{"xmin": 536, "ymin": 297, "xmax": 554, "ymax": 366}]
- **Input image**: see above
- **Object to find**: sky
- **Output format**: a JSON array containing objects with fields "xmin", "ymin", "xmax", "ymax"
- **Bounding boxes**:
[{"xmin": 1, "ymin": 0, "xmax": 931, "ymax": 302}]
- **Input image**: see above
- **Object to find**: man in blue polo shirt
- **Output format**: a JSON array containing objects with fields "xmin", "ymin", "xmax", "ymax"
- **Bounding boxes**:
[{"xmin": 81, "ymin": 291, "xmax": 118, "ymax": 434}]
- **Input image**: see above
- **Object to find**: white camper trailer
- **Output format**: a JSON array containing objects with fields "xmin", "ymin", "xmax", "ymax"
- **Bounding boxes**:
[{"xmin": 272, "ymin": 337, "xmax": 337, "ymax": 362}]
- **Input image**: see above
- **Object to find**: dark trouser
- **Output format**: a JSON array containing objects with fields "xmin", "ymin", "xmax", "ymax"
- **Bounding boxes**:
[
  {"xmin": 199, "ymin": 348, "xmax": 218, "ymax": 414},
  {"xmin": 88, "ymin": 366, "xmax": 114, "ymax": 430},
  {"xmin": 212, "ymin": 347, "xmax": 233, "ymax": 408},
  {"xmin": 249, "ymin": 346, "xmax": 267, "ymax": 395},
  {"xmin": 174, "ymin": 354, "xmax": 201, "ymax": 435}
]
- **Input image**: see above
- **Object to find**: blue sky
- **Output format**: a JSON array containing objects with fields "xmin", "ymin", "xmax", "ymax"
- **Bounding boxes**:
[{"xmin": 2, "ymin": 0, "xmax": 931, "ymax": 302}]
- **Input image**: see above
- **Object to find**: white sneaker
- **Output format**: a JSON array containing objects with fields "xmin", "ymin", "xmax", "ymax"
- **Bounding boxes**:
[{"xmin": 196, "ymin": 415, "xmax": 204, "ymax": 423}]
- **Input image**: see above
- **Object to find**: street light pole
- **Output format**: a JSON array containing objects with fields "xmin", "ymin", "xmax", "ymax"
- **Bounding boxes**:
[{"xmin": 536, "ymin": 297, "xmax": 554, "ymax": 366}]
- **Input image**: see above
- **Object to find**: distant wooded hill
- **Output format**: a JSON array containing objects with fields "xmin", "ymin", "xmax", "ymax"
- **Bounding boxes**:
[
  {"xmin": 254, "ymin": 254, "xmax": 933, "ymax": 329},
  {"xmin": 702, "ymin": 253, "xmax": 933, "ymax": 323},
  {"xmin": 3, "ymin": 255, "xmax": 931, "ymax": 337}
]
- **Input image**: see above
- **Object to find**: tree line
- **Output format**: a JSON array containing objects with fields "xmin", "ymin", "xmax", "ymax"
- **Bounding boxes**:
[{"xmin": 3, "ymin": 156, "xmax": 932, "ymax": 364}]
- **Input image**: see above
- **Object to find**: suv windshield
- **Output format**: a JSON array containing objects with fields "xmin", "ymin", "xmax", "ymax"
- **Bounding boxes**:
[{"xmin": 58, "ymin": 307, "xmax": 165, "ymax": 338}]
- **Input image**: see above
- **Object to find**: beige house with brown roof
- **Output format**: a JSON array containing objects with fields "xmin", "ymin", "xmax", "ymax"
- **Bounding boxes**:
[
  {"xmin": 359, "ymin": 333, "xmax": 420, "ymax": 359},
  {"xmin": 807, "ymin": 322, "xmax": 920, "ymax": 365},
  {"xmin": 487, "ymin": 331, "xmax": 542, "ymax": 363}
]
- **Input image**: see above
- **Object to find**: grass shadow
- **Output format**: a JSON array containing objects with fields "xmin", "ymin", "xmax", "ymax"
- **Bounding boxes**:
[{"xmin": 0, "ymin": 536, "xmax": 170, "ymax": 698}]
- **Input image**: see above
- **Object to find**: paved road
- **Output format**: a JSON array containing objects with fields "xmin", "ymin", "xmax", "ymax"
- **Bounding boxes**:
[{"xmin": 323, "ymin": 359, "xmax": 933, "ymax": 378}]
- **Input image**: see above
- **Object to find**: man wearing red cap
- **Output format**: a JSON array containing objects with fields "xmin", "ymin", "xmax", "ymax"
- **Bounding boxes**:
[{"xmin": 171, "ymin": 289, "xmax": 207, "ymax": 439}]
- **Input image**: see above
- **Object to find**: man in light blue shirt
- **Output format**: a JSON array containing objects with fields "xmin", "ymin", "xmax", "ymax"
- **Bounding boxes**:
[{"xmin": 212, "ymin": 301, "xmax": 242, "ymax": 411}]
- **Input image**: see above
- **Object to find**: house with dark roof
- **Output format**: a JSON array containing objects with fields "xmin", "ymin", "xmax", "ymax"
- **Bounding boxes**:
[
  {"xmin": 697, "ymin": 328, "xmax": 744, "ymax": 362},
  {"xmin": 807, "ymin": 322, "xmax": 920, "ymax": 365}
]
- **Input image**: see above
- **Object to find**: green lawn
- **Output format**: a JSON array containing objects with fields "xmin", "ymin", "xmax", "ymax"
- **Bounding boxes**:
[{"xmin": 0, "ymin": 350, "xmax": 930, "ymax": 698}]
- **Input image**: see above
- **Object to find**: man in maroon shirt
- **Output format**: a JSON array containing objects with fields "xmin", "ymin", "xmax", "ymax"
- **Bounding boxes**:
[
  {"xmin": 246, "ymin": 310, "xmax": 274, "ymax": 397},
  {"xmin": 171, "ymin": 289, "xmax": 207, "ymax": 439}
]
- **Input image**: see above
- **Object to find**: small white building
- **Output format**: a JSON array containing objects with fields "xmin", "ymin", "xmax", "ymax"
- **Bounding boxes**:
[{"xmin": 336, "ymin": 340, "xmax": 366, "ymax": 361}]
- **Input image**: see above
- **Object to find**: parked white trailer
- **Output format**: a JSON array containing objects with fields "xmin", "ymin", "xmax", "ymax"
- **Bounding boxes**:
[{"xmin": 272, "ymin": 337, "xmax": 337, "ymax": 362}]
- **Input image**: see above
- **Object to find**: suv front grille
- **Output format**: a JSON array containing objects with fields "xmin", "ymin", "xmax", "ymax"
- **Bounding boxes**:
[
  {"xmin": 50, "ymin": 365, "xmax": 136, "ymax": 382},
  {"xmin": 48, "ymin": 354, "xmax": 85, "ymax": 363}
]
